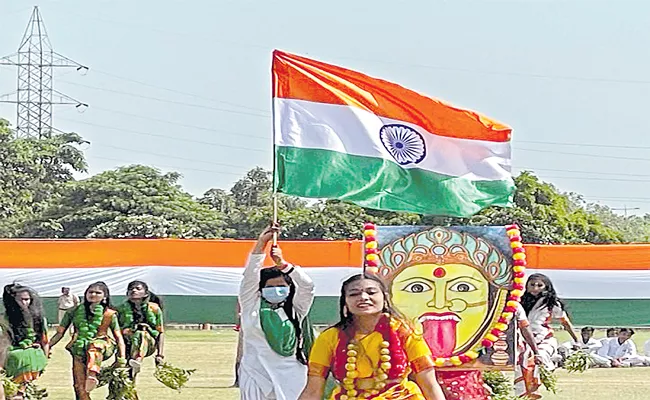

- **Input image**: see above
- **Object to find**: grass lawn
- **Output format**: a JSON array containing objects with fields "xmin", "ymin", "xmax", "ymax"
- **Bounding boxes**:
[{"xmin": 36, "ymin": 329, "xmax": 650, "ymax": 399}]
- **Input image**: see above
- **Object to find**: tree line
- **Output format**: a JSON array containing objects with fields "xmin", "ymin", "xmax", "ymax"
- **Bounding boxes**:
[{"xmin": 2, "ymin": 118, "xmax": 649, "ymax": 243}]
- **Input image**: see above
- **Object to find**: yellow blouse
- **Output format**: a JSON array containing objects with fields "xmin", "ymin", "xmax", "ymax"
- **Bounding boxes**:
[{"xmin": 308, "ymin": 323, "xmax": 435, "ymax": 379}]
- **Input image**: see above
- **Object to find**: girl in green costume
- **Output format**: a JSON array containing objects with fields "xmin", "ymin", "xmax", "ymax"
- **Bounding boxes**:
[
  {"xmin": 1, "ymin": 284, "xmax": 49, "ymax": 398},
  {"xmin": 49, "ymin": 282, "xmax": 126, "ymax": 400},
  {"xmin": 116, "ymin": 280, "xmax": 164, "ymax": 379}
]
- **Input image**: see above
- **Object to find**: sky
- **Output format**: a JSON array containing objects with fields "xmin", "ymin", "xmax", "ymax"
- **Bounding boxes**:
[{"xmin": 1, "ymin": 0, "xmax": 649, "ymax": 215}]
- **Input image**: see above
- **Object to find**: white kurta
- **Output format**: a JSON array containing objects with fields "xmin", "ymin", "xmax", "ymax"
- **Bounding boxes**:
[
  {"xmin": 238, "ymin": 253, "xmax": 315, "ymax": 400},
  {"xmin": 526, "ymin": 298, "xmax": 566, "ymax": 371},
  {"xmin": 560, "ymin": 337, "xmax": 602, "ymax": 354},
  {"xmin": 592, "ymin": 337, "xmax": 650, "ymax": 367}
]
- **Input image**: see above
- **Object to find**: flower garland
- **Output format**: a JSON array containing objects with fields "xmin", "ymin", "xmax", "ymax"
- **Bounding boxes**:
[
  {"xmin": 71, "ymin": 304, "xmax": 104, "ymax": 356},
  {"xmin": 361, "ymin": 222, "xmax": 526, "ymax": 368},
  {"xmin": 362, "ymin": 223, "xmax": 379, "ymax": 275},
  {"xmin": 331, "ymin": 314, "xmax": 409, "ymax": 399},
  {"xmin": 120, "ymin": 300, "xmax": 159, "ymax": 337}
]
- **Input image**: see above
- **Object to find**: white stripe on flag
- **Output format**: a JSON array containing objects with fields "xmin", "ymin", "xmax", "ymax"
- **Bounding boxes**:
[{"xmin": 274, "ymin": 98, "xmax": 511, "ymax": 181}]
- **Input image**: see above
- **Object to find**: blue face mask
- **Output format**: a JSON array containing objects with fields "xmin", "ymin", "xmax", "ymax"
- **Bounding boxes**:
[{"xmin": 261, "ymin": 286, "xmax": 290, "ymax": 304}]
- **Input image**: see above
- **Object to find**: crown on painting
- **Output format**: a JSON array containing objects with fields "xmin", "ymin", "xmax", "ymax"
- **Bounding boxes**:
[{"xmin": 378, "ymin": 227, "xmax": 512, "ymax": 287}]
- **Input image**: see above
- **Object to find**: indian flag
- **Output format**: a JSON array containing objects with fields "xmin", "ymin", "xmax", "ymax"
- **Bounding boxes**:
[{"xmin": 272, "ymin": 50, "xmax": 515, "ymax": 216}]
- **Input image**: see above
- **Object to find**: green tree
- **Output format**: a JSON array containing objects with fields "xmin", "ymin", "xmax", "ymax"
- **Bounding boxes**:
[
  {"xmin": 0, "ymin": 119, "xmax": 87, "ymax": 237},
  {"xmin": 23, "ymin": 165, "xmax": 227, "ymax": 238},
  {"xmin": 469, "ymin": 172, "xmax": 622, "ymax": 244}
]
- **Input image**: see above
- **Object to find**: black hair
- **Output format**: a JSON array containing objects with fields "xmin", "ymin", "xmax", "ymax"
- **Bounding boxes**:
[
  {"xmin": 259, "ymin": 267, "xmax": 306, "ymax": 365},
  {"xmin": 127, "ymin": 280, "xmax": 164, "ymax": 325},
  {"xmin": 521, "ymin": 273, "xmax": 564, "ymax": 315},
  {"xmin": 84, "ymin": 281, "xmax": 112, "ymax": 320},
  {"xmin": 619, "ymin": 328, "xmax": 635, "ymax": 336},
  {"xmin": 606, "ymin": 327, "xmax": 618, "ymax": 335},
  {"xmin": 581, "ymin": 326, "xmax": 594, "ymax": 334},
  {"xmin": 2, "ymin": 284, "xmax": 45, "ymax": 347},
  {"xmin": 332, "ymin": 274, "xmax": 401, "ymax": 333}
]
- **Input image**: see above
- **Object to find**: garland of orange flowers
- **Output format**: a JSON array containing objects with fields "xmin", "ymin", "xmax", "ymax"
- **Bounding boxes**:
[
  {"xmin": 362, "ymin": 222, "xmax": 526, "ymax": 367},
  {"xmin": 363, "ymin": 223, "xmax": 380, "ymax": 274}
]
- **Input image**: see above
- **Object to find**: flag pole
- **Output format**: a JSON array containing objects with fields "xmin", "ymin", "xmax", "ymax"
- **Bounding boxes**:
[{"xmin": 271, "ymin": 51, "xmax": 278, "ymax": 246}]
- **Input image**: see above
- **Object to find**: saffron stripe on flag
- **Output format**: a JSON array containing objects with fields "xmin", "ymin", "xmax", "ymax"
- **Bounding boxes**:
[{"xmin": 273, "ymin": 50, "xmax": 511, "ymax": 143}]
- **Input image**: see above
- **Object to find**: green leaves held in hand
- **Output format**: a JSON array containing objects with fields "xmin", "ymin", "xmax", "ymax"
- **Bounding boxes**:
[
  {"xmin": 98, "ymin": 365, "xmax": 138, "ymax": 400},
  {"xmin": 154, "ymin": 361, "xmax": 196, "ymax": 391},
  {"xmin": 564, "ymin": 351, "xmax": 592, "ymax": 373}
]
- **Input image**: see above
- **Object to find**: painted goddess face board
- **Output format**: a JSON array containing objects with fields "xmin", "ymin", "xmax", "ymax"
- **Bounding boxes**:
[{"xmin": 376, "ymin": 226, "xmax": 516, "ymax": 369}]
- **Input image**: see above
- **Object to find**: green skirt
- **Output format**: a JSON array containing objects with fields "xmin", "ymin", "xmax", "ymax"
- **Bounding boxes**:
[{"xmin": 5, "ymin": 347, "xmax": 47, "ymax": 380}]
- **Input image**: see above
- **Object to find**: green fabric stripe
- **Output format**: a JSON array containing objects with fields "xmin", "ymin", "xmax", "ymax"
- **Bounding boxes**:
[
  {"xmin": 41, "ymin": 297, "xmax": 650, "ymax": 327},
  {"xmin": 274, "ymin": 146, "xmax": 514, "ymax": 216}
]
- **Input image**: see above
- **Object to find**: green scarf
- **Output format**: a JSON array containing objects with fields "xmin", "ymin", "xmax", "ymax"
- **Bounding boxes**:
[
  {"xmin": 259, "ymin": 301, "xmax": 297, "ymax": 357},
  {"xmin": 71, "ymin": 304, "xmax": 104, "ymax": 357}
]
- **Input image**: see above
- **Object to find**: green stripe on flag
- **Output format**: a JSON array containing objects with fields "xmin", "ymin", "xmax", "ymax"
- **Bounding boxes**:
[{"xmin": 275, "ymin": 146, "xmax": 514, "ymax": 216}]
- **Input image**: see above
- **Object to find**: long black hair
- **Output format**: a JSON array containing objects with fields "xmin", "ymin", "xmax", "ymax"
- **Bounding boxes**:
[
  {"xmin": 259, "ymin": 267, "xmax": 307, "ymax": 365},
  {"xmin": 2, "ymin": 284, "xmax": 45, "ymax": 346},
  {"xmin": 84, "ymin": 281, "xmax": 112, "ymax": 320},
  {"xmin": 333, "ymin": 274, "xmax": 401, "ymax": 333},
  {"xmin": 521, "ymin": 273, "xmax": 564, "ymax": 315},
  {"xmin": 126, "ymin": 280, "xmax": 163, "ymax": 325}
]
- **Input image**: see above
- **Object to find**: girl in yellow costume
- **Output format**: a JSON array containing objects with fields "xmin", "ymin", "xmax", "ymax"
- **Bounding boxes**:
[{"xmin": 298, "ymin": 274, "xmax": 446, "ymax": 400}]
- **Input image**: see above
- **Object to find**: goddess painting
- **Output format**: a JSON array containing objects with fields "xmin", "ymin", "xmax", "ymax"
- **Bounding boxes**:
[{"xmin": 376, "ymin": 226, "xmax": 516, "ymax": 369}]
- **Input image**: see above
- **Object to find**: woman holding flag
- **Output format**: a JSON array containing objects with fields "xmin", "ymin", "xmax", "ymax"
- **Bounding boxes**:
[{"xmin": 238, "ymin": 224, "xmax": 316, "ymax": 400}]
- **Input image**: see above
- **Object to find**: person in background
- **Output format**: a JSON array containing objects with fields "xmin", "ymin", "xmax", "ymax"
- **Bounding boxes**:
[
  {"xmin": 599, "ymin": 328, "xmax": 618, "ymax": 347},
  {"xmin": 49, "ymin": 281, "xmax": 126, "ymax": 400},
  {"xmin": 116, "ymin": 280, "xmax": 165, "ymax": 379},
  {"xmin": 58, "ymin": 287, "xmax": 80, "ymax": 331},
  {"xmin": 556, "ymin": 326, "xmax": 602, "ymax": 366},
  {"xmin": 515, "ymin": 273, "xmax": 578, "ymax": 399},
  {"xmin": 2, "ymin": 284, "xmax": 49, "ymax": 397},
  {"xmin": 591, "ymin": 328, "xmax": 650, "ymax": 367}
]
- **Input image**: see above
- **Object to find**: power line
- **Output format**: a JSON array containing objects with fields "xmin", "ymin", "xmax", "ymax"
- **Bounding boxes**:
[
  {"xmin": 517, "ymin": 140, "xmax": 650, "ymax": 151},
  {"xmin": 516, "ymin": 148, "xmax": 650, "ymax": 162},
  {"xmin": 58, "ymin": 80, "xmax": 271, "ymax": 118},
  {"xmin": 87, "ymin": 106, "xmax": 268, "ymax": 140},
  {"xmin": 92, "ymin": 155, "xmax": 250, "ymax": 177},
  {"xmin": 91, "ymin": 69, "xmax": 269, "ymax": 113},
  {"xmin": 93, "ymin": 143, "xmax": 263, "ymax": 170},
  {"xmin": 57, "ymin": 117, "xmax": 267, "ymax": 153},
  {"xmin": 50, "ymin": 7, "xmax": 650, "ymax": 86},
  {"xmin": 513, "ymin": 166, "xmax": 650, "ymax": 178}
]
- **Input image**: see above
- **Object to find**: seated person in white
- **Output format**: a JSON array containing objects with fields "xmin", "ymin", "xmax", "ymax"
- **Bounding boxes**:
[
  {"xmin": 560, "ymin": 326, "xmax": 601, "ymax": 354},
  {"xmin": 599, "ymin": 327, "xmax": 618, "ymax": 347},
  {"xmin": 557, "ymin": 326, "xmax": 602, "ymax": 366},
  {"xmin": 591, "ymin": 328, "xmax": 650, "ymax": 367},
  {"xmin": 644, "ymin": 339, "xmax": 650, "ymax": 357}
]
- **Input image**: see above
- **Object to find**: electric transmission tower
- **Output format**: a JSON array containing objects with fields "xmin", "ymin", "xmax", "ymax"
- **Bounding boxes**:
[{"xmin": 0, "ymin": 6, "xmax": 88, "ymax": 139}]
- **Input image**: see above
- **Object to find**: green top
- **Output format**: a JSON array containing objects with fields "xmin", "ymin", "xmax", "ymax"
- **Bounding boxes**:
[
  {"xmin": 116, "ymin": 301, "xmax": 164, "ymax": 338},
  {"xmin": 60, "ymin": 305, "xmax": 119, "ymax": 357}
]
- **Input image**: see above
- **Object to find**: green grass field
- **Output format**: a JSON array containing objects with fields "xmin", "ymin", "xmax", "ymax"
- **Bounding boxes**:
[{"xmin": 37, "ymin": 329, "xmax": 650, "ymax": 399}]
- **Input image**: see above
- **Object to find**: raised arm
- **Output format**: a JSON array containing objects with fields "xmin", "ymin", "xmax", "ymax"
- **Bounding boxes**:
[
  {"xmin": 270, "ymin": 246, "xmax": 315, "ymax": 317},
  {"xmin": 240, "ymin": 225, "xmax": 280, "ymax": 309}
]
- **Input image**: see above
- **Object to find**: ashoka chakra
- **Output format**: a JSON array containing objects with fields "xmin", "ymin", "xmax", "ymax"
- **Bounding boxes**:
[{"xmin": 379, "ymin": 124, "xmax": 426, "ymax": 165}]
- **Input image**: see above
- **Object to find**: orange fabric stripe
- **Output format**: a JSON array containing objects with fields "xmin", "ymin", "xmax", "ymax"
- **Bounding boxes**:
[
  {"xmin": 0, "ymin": 239, "xmax": 649, "ymax": 270},
  {"xmin": 272, "ymin": 50, "xmax": 511, "ymax": 143},
  {"xmin": 0, "ymin": 239, "xmax": 362, "ymax": 268}
]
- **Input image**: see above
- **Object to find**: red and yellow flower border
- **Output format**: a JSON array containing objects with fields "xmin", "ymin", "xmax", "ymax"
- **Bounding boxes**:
[{"xmin": 362, "ymin": 222, "xmax": 526, "ymax": 367}]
